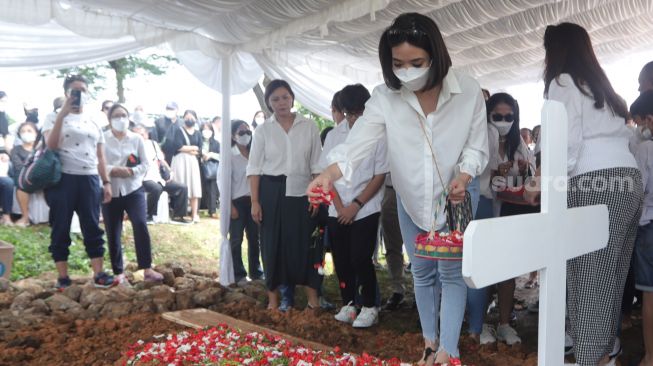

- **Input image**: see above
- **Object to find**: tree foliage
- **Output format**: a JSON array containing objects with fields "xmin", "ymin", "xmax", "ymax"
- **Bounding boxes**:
[
  {"xmin": 295, "ymin": 102, "xmax": 334, "ymax": 131},
  {"xmin": 52, "ymin": 54, "xmax": 178, "ymax": 102}
]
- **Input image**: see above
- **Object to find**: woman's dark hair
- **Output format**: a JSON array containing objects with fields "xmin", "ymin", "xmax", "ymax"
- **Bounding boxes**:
[
  {"xmin": 17, "ymin": 121, "xmax": 39, "ymax": 142},
  {"xmin": 631, "ymin": 90, "xmax": 653, "ymax": 117},
  {"xmin": 231, "ymin": 119, "xmax": 251, "ymax": 149},
  {"xmin": 487, "ymin": 93, "xmax": 521, "ymax": 161},
  {"xmin": 264, "ymin": 79, "xmax": 295, "ymax": 113},
  {"xmin": 320, "ymin": 126, "xmax": 333, "ymax": 146},
  {"xmin": 251, "ymin": 111, "xmax": 265, "ymax": 129},
  {"xmin": 543, "ymin": 22, "xmax": 627, "ymax": 119},
  {"xmin": 183, "ymin": 110, "xmax": 198, "ymax": 121},
  {"xmin": 331, "ymin": 90, "xmax": 343, "ymax": 112},
  {"xmin": 200, "ymin": 121, "xmax": 214, "ymax": 136},
  {"xmin": 339, "ymin": 84, "xmax": 371, "ymax": 114},
  {"xmin": 107, "ymin": 103, "xmax": 129, "ymax": 119},
  {"xmin": 378, "ymin": 13, "xmax": 452, "ymax": 92},
  {"xmin": 63, "ymin": 74, "xmax": 88, "ymax": 93},
  {"xmin": 641, "ymin": 61, "xmax": 653, "ymax": 91}
]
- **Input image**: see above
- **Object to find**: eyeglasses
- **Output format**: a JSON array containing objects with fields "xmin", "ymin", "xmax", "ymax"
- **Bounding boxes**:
[
  {"xmin": 491, "ymin": 113, "xmax": 514, "ymax": 123},
  {"xmin": 237, "ymin": 130, "xmax": 252, "ymax": 136}
]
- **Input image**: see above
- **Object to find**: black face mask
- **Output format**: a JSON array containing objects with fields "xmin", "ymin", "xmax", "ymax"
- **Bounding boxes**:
[{"xmin": 184, "ymin": 119, "xmax": 196, "ymax": 128}]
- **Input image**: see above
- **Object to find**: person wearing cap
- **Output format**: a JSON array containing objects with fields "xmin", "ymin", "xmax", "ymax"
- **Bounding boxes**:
[{"xmin": 154, "ymin": 102, "xmax": 180, "ymax": 144}]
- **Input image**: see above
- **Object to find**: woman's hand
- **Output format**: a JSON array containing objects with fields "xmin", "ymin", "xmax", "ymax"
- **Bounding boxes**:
[
  {"xmin": 448, "ymin": 173, "xmax": 471, "ymax": 204},
  {"xmin": 251, "ymin": 201, "xmax": 263, "ymax": 224},
  {"xmin": 58, "ymin": 94, "xmax": 75, "ymax": 119},
  {"xmin": 497, "ymin": 161, "xmax": 512, "ymax": 176},
  {"xmin": 230, "ymin": 204, "xmax": 239, "ymax": 220},
  {"xmin": 110, "ymin": 167, "xmax": 131, "ymax": 178},
  {"xmin": 307, "ymin": 172, "xmax": 334, "ymax": 202},
  {"xmin": 337, "ymin": 204, "xmax": 359, "ymax": 225},
  {"xmin": 102, "ymin": 183, "xmax": 112, "ymax": 204}
]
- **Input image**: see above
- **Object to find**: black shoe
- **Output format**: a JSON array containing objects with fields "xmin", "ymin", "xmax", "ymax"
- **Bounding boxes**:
[
  {"xmin": 383, "ymin": 292, "xmax": 405, "ymax": 311},
  {"xmin": 170, "ymin": 216, "xmax": 192, "ymax": 224}
]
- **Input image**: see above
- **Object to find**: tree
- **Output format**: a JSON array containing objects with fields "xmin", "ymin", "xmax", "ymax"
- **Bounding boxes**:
[
  {"xmin": 107, "ymin": 55, "xmax": 178, "ymax": 103},
  {"xmin": 295, "ymin": 103, "xmax": 334, "ymax": 131},
  {"xmin": 52, "ymin": 54, "xmax": 178, "ymax": 102}
]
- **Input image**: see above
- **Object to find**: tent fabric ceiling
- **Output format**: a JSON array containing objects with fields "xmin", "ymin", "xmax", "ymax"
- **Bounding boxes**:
[{"xmin": 1, "ymin": 0, "xmax": 653, "ymax": 116}]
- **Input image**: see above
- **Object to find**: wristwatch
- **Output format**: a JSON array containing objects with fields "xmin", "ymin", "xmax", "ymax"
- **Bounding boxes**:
[{"xmin": 353, "ymin": 198, "xmax": 364, "ymax": 208}]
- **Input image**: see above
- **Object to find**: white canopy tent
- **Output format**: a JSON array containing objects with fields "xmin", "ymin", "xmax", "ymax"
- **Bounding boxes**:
[{"xmin": 1, "ymin": 0, "xmax": 653, "ymax": 285}]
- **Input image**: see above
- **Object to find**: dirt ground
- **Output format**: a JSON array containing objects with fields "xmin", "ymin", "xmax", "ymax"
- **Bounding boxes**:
[{"xmin": 0, "ymin": 298, "xmax": 644, "ymax": 366}]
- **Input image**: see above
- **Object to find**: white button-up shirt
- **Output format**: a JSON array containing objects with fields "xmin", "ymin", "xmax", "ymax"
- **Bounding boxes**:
[
  {"xmin": 103, "ymin": 130, "xmax": 149, "ymax": 197},
  {"xmin": 320, "ymin": 120, "xmax": 389, "ymax": 220},
  {"xmin": 219, "ymin": 145, "xmax": 251, "ymax": 200},
  {"xmin": 246, "ymin": 114, "xmax": 322, "ymax": 197},
  {"xmin": 327, "ymin": 70, "xmax": 488, "ymax": 231}
]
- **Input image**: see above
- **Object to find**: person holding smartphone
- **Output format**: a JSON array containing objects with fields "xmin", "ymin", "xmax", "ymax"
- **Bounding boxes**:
[{"xmin": 42, "ymin": 75, "xmax": 115, "ymax": 290}]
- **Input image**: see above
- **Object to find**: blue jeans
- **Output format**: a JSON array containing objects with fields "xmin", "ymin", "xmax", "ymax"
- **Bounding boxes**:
[
  {"xmin": 466, "ymin": 195, "xmax": 494, "ymax": 334},
  {"xmin": 397, "ymin": 194, "xmax": 466, "ymax": 358}
]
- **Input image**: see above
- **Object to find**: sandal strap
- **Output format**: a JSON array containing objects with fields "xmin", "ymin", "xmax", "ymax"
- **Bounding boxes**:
[{"xmin": 423, "ymin": 347, "xmax": 435, "ymax": 362}]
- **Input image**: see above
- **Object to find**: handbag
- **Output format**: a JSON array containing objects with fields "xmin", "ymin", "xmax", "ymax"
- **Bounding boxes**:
[
  {"xmin": 17, "ymin": 139, "xmax": 62, "ymax": 193},
  {"xmin": 413, "ymin": 115, "xmax": 473, "ymax": 261},
  {"xmin": 151, "ymin": 140, "xmax": 171, "ymax": 181},
  {"xmin": 202, "ymin": 159, "xmax": 219, "ymax": 180}
]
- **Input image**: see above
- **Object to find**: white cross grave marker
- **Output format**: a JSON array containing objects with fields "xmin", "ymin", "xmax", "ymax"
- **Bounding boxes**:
[{"xmin": 462, "ymin": 100, "xmax": 610, "ymax": 365}]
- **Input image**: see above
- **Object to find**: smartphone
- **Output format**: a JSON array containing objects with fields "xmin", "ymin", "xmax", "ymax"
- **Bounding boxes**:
[{"xmin": 70, "ymin": 89, "xmax": 81, "ymax": 108}]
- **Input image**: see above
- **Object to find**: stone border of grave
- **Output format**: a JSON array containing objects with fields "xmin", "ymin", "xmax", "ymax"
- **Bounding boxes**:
[{"xmin": 0, "ymin": 262, "xmax": 265, "ymax": 330}]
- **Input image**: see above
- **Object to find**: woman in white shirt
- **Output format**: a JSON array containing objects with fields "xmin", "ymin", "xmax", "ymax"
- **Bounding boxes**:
[
  {"xmin": 223, "ymin": 120, "xmax": 263, "ymax": 284},
  {"xmin": 43, "ymin": 75, "xmax": 115, "ymax": 290},
  {"xmin": 308, "ymin": 13, "xmax": 488, "ymax": 365},
  {"xmin": 247, "ymin": 80, "xmax": 323, "ymax": 311},
  {"xmin": 319, "ymin": 84, "xmax": 389, "ymax": 328},
  {"xmin": 469, "ymin": 93, "xmax": 537, "ymax": 346},
  {"xmin": 103, "ymin": 104, "xmax": 163, "ymax": 285},
  {"xmin": 527, "ymin": 23, "xmax": 643, "ymax": 366}
]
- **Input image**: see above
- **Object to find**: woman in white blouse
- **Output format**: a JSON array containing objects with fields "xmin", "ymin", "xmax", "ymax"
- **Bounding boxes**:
[
  {"xmin": 247, "ymin": 79, "xmax": 323, "ymax": 310},
  {"xmin": 309, "ymin": 13, "xmax": 488, "ymax": 365},
  {"xmin": 103, "ymin": 104, "xmax": 163, "ymax": 285},
  {"xmin": 223, "ymin": 120, "xmax": 263, "ymax": 284},
  {"xmin": 526, "ymin": 23, "xmax": 642, "ymax": 366},
  {"xmin": 319, "ymin": 84, "xmax": 389, "ymax": 328}
]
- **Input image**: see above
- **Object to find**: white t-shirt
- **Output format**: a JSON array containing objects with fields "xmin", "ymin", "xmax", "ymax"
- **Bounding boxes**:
[
  {"xmin": 218, "ymin": 145, "xmax": 251, "ymax": 201},
  {"xmin": 42, "ymin": 112, "xmax": 105, "ymax": 175}
]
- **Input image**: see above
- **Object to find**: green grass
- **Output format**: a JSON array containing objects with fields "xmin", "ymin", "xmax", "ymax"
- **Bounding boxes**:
[{"xmin": 0, "ymin": 214, "xmax": 220, "ymax": 281}]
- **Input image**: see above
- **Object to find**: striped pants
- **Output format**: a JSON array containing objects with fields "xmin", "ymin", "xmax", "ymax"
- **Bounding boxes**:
[{"xmin": 567, "ymin": 167, "xmax": 643, "ymax": 365}]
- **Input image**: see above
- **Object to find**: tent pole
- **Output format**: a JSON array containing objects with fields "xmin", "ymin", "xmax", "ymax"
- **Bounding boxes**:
[{"xmin": 218, "ymin": 55, "xmax": 233, "ymax": 286}]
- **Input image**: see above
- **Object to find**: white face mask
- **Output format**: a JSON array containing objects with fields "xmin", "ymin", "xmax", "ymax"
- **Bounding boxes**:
[
  {"xmin": 528, "ymin": 142, "xmax": 535, "ymax": 150},
  {"xmin": 165, "ymin": 110, "xmax": 177, "ymax": 120},
  {"xmin": 492, "ymin": 121, "xmax": 513, "ymax": 136},
  {"xmin": 79, "ymin": 92, "xmax": 90, "ymax": 107},
  {"xmin": 394, "ymin": 66, "xmax": 430, "ymax": 92},
  {"xmin": 20, "ymin": 132, "xmax": 36, "ymax": 143},
  {"xmin": 643, "ymin": 127, "xmax": 653, "ymax": 140},
  {"xmin": 254, "ymin": 116, "xmax": 265, "ymax": 124},
  {"xmin": 111, "ymin": 117, "xmax": 129, "ymax": 132},
  {"xmin": 202, "ymin": 130, "xmax": 213, "ymax": 139},
  {"xmin": 235, "ymin": 134, "xmax": 251, "ymax": 146}
]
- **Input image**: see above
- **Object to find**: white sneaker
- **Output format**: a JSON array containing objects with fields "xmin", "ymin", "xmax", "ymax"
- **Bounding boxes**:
[
  {"xmin": 334, "ymin": 303, "xmax": 357, "ymax": 324},
  {"xmin": 496, "ymin": 324, "xmax": 521, "ymax": 345},
  {"xmin": 352, "ymin": 306, "xmax": 378, "ymax": 328},
  {"xmin": 479, "ymin": 323, "xmax": 496, "ymax": 345}
]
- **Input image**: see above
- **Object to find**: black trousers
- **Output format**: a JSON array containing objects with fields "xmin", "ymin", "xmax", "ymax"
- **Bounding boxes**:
[
  {"xmin": 143, "ymin": 180, "xmax": 188, "ymax": 218},
  {"xmin": 328, "ymin": 213, "xmax": 380, "ymax": 307},
  {"xmin": 201, "ymin": 178, "xmax": 219, "ymax": 215},
  {"xmin": 229, "ymin": 196, "xmax": 263, "ymax": 281},
  {"xmin": 102, "ymin": 187, "xmax": 152, "ymax": 275}
]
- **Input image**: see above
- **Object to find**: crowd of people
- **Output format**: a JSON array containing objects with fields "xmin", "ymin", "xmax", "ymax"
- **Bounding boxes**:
[{"xmin": 1, "ymin": 10, "xmax": 652, "ymax": 366}]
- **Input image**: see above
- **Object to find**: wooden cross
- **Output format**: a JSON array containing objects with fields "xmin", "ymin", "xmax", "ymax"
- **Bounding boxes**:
[{"xmin": 462, "ymin": 100, "xmax": 610, "ymax": 365}]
